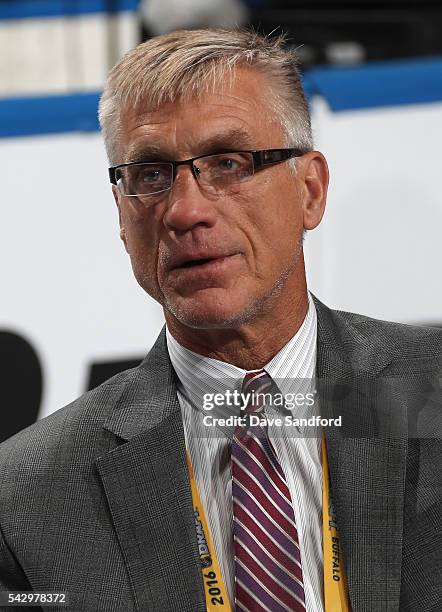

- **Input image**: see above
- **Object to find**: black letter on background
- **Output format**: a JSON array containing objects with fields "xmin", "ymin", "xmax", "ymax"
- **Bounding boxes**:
[{"xmin": 0, "ymin": 331, "xmax": 42, "ymax": 443}]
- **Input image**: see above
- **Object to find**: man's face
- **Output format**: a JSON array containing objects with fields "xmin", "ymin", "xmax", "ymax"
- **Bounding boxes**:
[{"xmin": 115, "ymin": 68, "xmax": 324, "ymax": 329}]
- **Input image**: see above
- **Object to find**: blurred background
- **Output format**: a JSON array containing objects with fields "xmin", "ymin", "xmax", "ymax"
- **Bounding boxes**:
[{"xmin": 1, "ymin": 0, "xmax": 441, "ymax": 440}]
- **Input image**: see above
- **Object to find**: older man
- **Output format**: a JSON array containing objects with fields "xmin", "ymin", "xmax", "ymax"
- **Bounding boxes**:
[{"xmin": 0, "ymin": 29, "xmax": 441, "ymax": 612}]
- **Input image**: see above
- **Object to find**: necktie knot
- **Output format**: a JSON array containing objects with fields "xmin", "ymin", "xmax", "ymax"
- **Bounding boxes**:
[{"xmin": 241, "ymin": 370, "xmax": 272, "ymax": 414}]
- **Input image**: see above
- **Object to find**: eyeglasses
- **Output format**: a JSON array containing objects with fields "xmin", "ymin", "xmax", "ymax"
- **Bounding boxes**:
[{"xmin": 108, "ymin": 148, "xmax": 305, "ymax": 199}]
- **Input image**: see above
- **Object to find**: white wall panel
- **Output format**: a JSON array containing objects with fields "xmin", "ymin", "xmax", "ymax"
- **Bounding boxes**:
[
  {"xmin": 0, "ymin": 12, "xmax": 138, "ymax": 96},
  {"xmin": 0, "ymin": 18, "xmax": 69, "ymax": 95},
  {"xmin": 305, "ymin": 98, "xmax": 442, "ymax": 325}
]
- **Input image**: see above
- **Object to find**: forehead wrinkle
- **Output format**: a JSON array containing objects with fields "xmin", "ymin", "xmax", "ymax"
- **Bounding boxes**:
[
  {"xmin": 124, "ymin": 126, "xmax": 256, "ymax": 164},
  {"xmin": 120, "ymin": 111, "xmax": 179, "ymax": 163},
  {"xmin": 190, "ymin": 127, "xmax": 254, "ymax": 156}
]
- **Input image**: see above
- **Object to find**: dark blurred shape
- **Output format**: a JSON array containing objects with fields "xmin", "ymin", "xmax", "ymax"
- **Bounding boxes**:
[
  {"xmin": 0, "ymin": 331, "xmax": 42, "ymax": 442},
  {"xmin": 87, "ymin": 357, "xmax": 143, "ymax": 391},
  {"xmin": 247, "ymin": 0, "xmax": 442, "ymax": 68}
]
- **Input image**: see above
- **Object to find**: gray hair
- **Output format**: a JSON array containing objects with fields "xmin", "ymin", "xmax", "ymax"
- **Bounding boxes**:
[{"xmin": 99, "ymin": 28, "xmax": 314, "ymax": 165}]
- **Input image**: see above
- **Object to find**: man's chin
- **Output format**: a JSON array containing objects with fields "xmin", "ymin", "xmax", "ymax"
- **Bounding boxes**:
[{"xmin": 164, "ymin": 296, "xmax": 254, "ymax": 330}]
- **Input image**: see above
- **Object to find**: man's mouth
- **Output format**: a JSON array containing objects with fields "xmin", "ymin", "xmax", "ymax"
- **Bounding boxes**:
[
  {"xmin": 178, "ymin": 257, "xmax": 218, "ymax": 269},
  {"xmin": 168, "ymin": 253, "xmax": 241, "ymax": 277},
  {"xmin": 171, "ymin": 252, "xmax": 238, "ymax": 270}
]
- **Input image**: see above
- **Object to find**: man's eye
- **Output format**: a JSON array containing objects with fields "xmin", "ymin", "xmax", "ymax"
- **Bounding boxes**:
[
  {"xmin": 141, "ymin": 170, "xmax": 162, "ymax": 183},
  {"xmin": 217, "ymin": 158, "xmax": 239, "ymax": 171}
]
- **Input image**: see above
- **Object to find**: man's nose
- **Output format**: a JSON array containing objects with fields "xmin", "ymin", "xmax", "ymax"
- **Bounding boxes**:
[{"xmin": 163, "ymin": 165, "xmax": 218, "ymax": 233}]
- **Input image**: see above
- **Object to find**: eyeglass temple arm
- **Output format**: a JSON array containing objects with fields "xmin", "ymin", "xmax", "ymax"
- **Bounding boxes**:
[
  {"xmin": 109, "ymin": 167, "xmax": 117, "ymax": 185},
  {"xmin": 252, "ymin": 148, "xmax": 305, "ymax": 169}
]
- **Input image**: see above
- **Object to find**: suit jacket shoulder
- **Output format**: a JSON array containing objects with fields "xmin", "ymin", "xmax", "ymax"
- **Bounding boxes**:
[
  {"xmin": 0, "ymin": 365, "xmax": 136, "ymax": 477},
  {"xmin": 313, "ymin": 296, "xmax": 442, "ymax": 377}
]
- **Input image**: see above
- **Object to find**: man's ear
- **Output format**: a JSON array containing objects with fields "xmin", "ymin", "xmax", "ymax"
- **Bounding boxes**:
[
  {"xmin": 112, "ymin": 186, "xmax": 128, "ymax": 252},
  {"xmin": 300, "ymin": 151, "xmax": 329, "ymax": 231}
]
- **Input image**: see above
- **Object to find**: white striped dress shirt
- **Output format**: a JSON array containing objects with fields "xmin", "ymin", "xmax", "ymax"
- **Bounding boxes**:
[{"xmin": 166, "ymin": 292, "xmax": 323, "ymax": 611}]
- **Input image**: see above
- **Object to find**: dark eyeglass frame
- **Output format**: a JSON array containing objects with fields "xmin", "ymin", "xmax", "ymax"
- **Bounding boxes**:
[{"xmin": 108, "ymin": 148, "xmax": 306, "ymax": 189}]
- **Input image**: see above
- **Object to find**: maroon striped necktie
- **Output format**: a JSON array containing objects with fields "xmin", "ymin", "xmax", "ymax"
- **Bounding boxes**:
[{"xmin": 231, "ymin": 370, "xmax": 306, "ymax": 611}]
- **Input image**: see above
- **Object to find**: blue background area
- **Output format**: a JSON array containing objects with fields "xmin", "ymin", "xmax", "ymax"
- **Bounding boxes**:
[
  {"xmin": 307, "ymin": 57, "xmax": 442, "ymax": 112},
  {"xmin": 0, "ymin": 1, "xmax": 138, "ymax": 19},
  {"xmin": 1, "ymin": 57, "xmax": 442, "ymax": 138},
  {"xmin": 0, "ymin": 93, "xmax": 100, "ymax": 138}
]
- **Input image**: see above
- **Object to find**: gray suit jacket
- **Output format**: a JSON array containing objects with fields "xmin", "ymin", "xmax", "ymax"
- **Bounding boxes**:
[{"xmin": 0, "ymin": 297, "xmax": 441, "ymax": 612}]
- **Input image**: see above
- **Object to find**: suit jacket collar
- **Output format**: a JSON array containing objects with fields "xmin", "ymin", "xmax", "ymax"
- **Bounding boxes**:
[
  {"xmin": 313, "ymin": 295, "xmax": 393, "ymax": 379},
  {"xmin": 98, "ymin": 297, "xmax": 407, "ymax": 612},
  {"xmin": 101, "ymin": 329, "xmax": 178, "ymax": 441}
]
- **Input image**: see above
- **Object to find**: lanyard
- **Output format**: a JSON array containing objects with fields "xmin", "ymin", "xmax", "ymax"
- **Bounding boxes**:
[
  {"xmin": 322, "ymin": 437, "xmax": 351, "ymax": 611},
  {"xmin": 186, "ymin": 453, "xmax": 232, "ymax": 610},
  {"xmin": 187, "ymin": 440, "xmax": 351, "ymax": 611}
]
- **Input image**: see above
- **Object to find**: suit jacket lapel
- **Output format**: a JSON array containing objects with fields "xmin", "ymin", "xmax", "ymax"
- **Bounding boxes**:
[
  {"xmin": 314, "ymin": 296, "xmax": 407, "ymax": 611},
  {"xmin": 96, "ymin": 331, "xmax": 206, "ymax": 612}
]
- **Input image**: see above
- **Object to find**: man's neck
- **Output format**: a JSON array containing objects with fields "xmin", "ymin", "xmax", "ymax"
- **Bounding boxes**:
[{"xmin": 165, "ymin": 289, "xmax": 309, "ymax": 370}]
